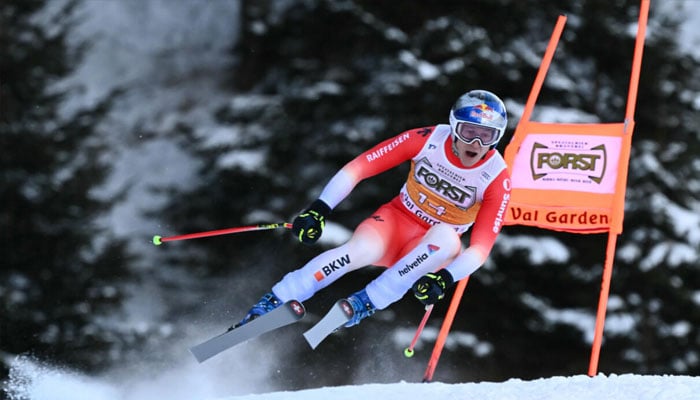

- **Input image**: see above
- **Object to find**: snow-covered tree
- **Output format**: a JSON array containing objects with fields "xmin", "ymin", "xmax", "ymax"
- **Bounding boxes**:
[{"xmin": 0, "ymin": 0, "xmax": 133, "ymax": 375}]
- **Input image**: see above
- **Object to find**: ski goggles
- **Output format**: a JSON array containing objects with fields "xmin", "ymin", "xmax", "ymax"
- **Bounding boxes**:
[{"xmin": 453, "ymin": 121, "xmax": 500, "ymax": 146}]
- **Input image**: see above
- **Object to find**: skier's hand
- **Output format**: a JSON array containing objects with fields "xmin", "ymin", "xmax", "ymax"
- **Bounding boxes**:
[
  {"xmin": 292, "ymin": 199, "xmax": 331, "ymax": 245},
  {"xmin": 412, "ymin": 269, "xmax": 455, "ymax": 306}
]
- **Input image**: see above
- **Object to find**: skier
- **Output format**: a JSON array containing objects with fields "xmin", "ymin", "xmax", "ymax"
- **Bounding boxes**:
[{"xmin": 236, "ymin": 89, "xmax": 511, "ymax": 329}]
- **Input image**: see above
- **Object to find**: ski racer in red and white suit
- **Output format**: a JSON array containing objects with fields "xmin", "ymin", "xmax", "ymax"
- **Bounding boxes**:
[{"xmin": 237, "ymin": 90, "xmax": 512, "ymax": 328}]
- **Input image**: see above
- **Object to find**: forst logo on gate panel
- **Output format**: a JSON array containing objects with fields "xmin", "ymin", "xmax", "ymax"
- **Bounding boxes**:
[{"xmin": 529, "ymin": 142, "xmax": 607, "ymax": 184}]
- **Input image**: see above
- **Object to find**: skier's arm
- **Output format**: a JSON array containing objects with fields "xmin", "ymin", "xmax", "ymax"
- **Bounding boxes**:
[
  {"xmin": 292, "ymin": 128, "xmax": 431, "ymax": 244},
  {"xmin": 443, "ymin": 169, "xmax": 511, "ymax": 281},
  {"xmin": 318, "ymin": 127, "xmax": 431, "ymax": 209}
]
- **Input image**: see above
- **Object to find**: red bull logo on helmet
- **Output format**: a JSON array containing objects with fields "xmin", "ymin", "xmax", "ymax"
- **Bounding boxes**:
[{"xmin": 469, "ymin": 103, "xmax": 497, "ymax": 122}]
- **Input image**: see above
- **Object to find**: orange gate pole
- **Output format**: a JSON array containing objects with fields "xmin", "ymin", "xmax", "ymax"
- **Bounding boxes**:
[{"xmin": 587, "ymin": 0, "xmax": 649, "ymax": 376}]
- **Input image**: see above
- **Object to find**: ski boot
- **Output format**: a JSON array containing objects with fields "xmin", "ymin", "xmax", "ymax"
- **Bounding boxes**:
[
  {"xmin": 344, "ymin": 289, "xmax": 376, "ymax": 327},
  {"xmin": 232, "ymin": 292, "xmax": 283, "ymax": 329}
]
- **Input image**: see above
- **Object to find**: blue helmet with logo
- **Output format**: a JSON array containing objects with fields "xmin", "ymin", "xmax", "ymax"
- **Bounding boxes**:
[{"xmin": 449, "ymin": 90, "xmax": 507, "ymax": 147}]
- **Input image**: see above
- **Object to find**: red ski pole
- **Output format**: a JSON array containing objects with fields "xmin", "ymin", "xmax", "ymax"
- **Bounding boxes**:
[
  {"xmin": 404, "ymin": 305, "xmax": 434, "ymax": 358},
  {"xmin": 152, "ymin": 222, "xmax": 292, "ymax": 245}
]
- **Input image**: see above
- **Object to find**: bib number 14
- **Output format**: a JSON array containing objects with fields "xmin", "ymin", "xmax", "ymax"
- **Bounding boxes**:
[{"xmin": 417, "ymin": 192, "xmax": 446, "ymax": 216}]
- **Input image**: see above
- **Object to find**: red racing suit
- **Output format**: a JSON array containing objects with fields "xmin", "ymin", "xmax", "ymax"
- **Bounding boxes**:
[{"xmin": 272, "ymin": 125, "xmax": 511, "ymax": 310}]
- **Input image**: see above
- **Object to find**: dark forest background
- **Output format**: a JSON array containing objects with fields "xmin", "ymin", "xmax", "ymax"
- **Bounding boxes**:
[{"xmin": 2, "ymin": 0, "xmax": 699, "ymax": 392}]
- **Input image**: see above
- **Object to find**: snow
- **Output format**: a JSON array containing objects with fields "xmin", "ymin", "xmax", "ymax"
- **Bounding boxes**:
[
  {"xmin": 60, "ymin": 0, "xmax": 242, "ymax": 252},
  {"xmin": 225, "ymin": 375, "xmax": 700, "ymax": 400},
  {"xmin": 497, "ymin": 234, "xmax": 571, "ymax": 265},
  {"xmin": 4, "ymin": 355, "xmax": 699, "ymax": 400},
  {"xmin": 660, "ymin": 0, "xmax": 700, "ymax": 60}
]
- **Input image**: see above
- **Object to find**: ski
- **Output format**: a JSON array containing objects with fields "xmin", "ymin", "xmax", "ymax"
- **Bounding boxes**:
[
  {"xmin": 303, "ymin": 299, "xmax": 354, "ymax": 349},
  {"xmin": 189, "ymin": 300, "xmax": 305, "ymax": 363}
]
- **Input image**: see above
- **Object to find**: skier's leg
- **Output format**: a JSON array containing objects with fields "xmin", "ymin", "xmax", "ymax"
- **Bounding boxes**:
[
  {"xmin": 272, "ymin": 222, "xmax": 386, "ymax": 303},
  {"xmin": 235, "ymin": 227, "xmax": 386, "ymax": 328},
  {"xmin": 353, "ymin": 223, "xmax": 461, "ymax": 320}
]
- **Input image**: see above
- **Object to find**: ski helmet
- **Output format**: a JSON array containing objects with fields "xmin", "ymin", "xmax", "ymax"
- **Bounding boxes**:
[{"xmin": 449, "ymin": 90, "xmax": 507, "ymax": 147}]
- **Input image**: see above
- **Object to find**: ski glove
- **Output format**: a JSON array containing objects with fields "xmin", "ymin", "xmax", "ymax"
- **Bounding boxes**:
[
  {"xmin": 412, "ymin": 269, "xmax": 455, "ymax": 306},
  {"xmin": 292, "ymin": 199, "xmax": 331, "ymax": 245}
]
